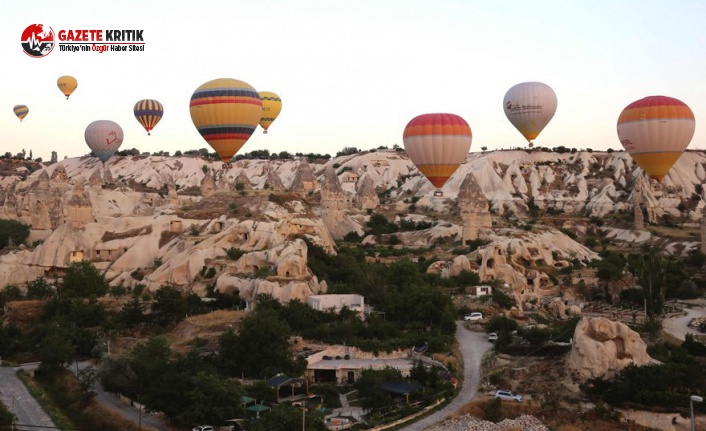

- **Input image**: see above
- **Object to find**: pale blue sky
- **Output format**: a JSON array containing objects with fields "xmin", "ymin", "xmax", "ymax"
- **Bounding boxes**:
[{"xmin": 2, "ymin": 0, "xmax": 706, "ymax": 161}]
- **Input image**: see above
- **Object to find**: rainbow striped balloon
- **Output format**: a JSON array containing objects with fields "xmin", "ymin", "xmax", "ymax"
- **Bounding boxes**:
[
  {"xmin": 403, "ymin": 113, "xmax": 473, "ymax": 189},
  {"xmin": 134, "ymin": 99, "xmax": 164, "ymax": 135},
  {"xmin": 190, "ymin": 78, "xmax": 262, "ymax": 163},
  {"xmin": 13, "ymin": 105, "xmax": 29, "ymax": 122},
  {"xmin": 617, "ymin": 96, "xmax": 695, "ymax": 182}
]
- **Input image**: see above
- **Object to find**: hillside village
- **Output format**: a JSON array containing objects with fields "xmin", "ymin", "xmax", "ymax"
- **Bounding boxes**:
[{"xmin": 1, "ymin": 147, "xmax": 706, "ymax": 431}]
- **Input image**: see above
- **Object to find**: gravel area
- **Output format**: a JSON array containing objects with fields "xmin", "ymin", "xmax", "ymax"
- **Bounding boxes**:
[{"xmin": 426, "ymin": 414, "xmax": 549, "ymax": 431}]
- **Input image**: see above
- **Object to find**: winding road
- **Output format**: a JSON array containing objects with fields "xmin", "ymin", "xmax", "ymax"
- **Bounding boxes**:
[
  {"xmin": 0, "ymin": 364, "xmax": 56, "ymax": 431},
  {"xmin": 399, "ymin": 321, "xmax": 492, "ymax": 431}
]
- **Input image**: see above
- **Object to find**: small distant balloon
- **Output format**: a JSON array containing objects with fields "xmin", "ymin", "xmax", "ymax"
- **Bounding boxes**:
[
  {"xmin": 13, "ymin": 105, "xmax": 29, "ymax": 122},
  {"xmin": 134, "ymin": 99, "xmax": 164, "ymax": 135},
  {"xmin": 402, "ymin": 113, "xmax": 473, "ymax": 190},
  {"xmin": 57, "ymin": 75, "xmax": 78, "ymax": 99},
  {"xmin": 617, "ymin": 95, "xmax": 695, "ymax": 182},
  {"xmin": 85, "ymin": 120, "xmax": 124, "ymax": 163},
  {"xmin": 190, "ymin": 78, "xmax": 262, "ymax": 164},
  {"xmin": 258, "ymin": 91, "xmax": 282, "ymax": 134},
  {"xmin": 503, "ymin": 81, "xmax": 557, "ymax": 146}
]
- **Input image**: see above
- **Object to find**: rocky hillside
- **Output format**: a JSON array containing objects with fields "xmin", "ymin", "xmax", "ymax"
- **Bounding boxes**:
[{"xmin": 0, "ymin": 148, "xmax": 703, "ymax": 308}]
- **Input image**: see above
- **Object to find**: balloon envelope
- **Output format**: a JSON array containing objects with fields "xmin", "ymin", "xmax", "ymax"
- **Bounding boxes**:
[
  {"xmin": 134, "ymin": 99, "xmax": 164, "ymax": 135},
  {"xmin": 190, "ymin": 78, "xmax": 262, "ymax": 163},
  {"xmin": 85, "ymin": 120, "xmax": 124, "ymax": 162},
  {"xmin": 13, "ymin": 105, "xmax": 28, "ymax": 122},
  {"xmin": 57, "ymin": 76, "xmax": 78, "ymax": 99},
  {"xmin": 503, "ymin": 82, "xmax": 557, "ymax": 144},
  {"xmin": 403, "ymin": 113, "xmax": 472, "ymax": 189},
  {"xmin": 617, "ymin": 95, "xmax": 695, "ymax": 182},
  {"xmin": 258, "ymin": 91, "xmax": 282, "ymax": 133}
]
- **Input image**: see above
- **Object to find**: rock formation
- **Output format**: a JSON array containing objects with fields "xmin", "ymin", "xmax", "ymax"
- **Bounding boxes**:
[
  {"xmin": 167, "ymin": 177, "xmax": 179, "ymax": 205},
  {"xmin": 50, "ymin": 164, "xmax": 68, "ymax": 182},
  {"xmin": 234, "ymin": 171, "xmax": 253, "ymax": 190},
  {"xmin": 291, "ymin": 158, "xmax": 318, "ymax": 193},
  {"xmin": 88, "ymin": 167, "xmax": 103, "ymax": 189},
  {"xmin": 64, "ymin": 180, "xmax": 94, "ymax": 228},
  {"xmin": 320, "ymin": 166, "xmax": 351, "ymax": 239},
  {"xmin": 354, "ymin": 174, "xmax": 379, "ymax": 211},
  {"xmin": 633, "ymin": 182, "xmax": 644, "ymax": 230},
  {"xmin": 264, "ymin": 166, "xmax": 285, "ymax": 191},
  {"xmin": 200, "ymin": 170, "xmax": 216, "ymax": 198},
  {"xmin": 458, "ymin": 173, "xmax": 492, "ymax": 243},
  {"xmin": 568, "ymin": 317, "xmax": 652, "ymax": 381},
  {"xmin": 103, "ymin": 166, "xmax": 114, "ymax": 185}
]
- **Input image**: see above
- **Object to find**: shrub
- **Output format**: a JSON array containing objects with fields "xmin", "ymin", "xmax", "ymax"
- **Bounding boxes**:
[{"xmin": 226, "ymin": 247, "xmax": 245, "ymax": 260}]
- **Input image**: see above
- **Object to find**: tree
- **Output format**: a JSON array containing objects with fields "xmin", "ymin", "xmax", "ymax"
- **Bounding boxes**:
[
  {"xmin": 62, "ymin": 261, "xmax": 107, "ymax": 298},
  {"xmin": 227, "ymin": 308, "xmax": 299, "ymax": 378},
  {"xmin": 27, "ymin": 277, "xmax": 54, "ymax": 299},
  {"xmin": 629, "ymin": 248, "xmax": 667, "ymax": 317},
  {"xmin": 0, "ymin": 219, "xmax": 30, "ymax": 248},
  {"xmin": 38, "ymin": 324, "xmax": 76, "ymax": 373},
  {"xmin": 355, "ymin": 367, "xmax": 402, "ymax": 410},
  {"xmin": 151, "ymin": 285, "xmax": 187, "ymax": 325},
  {"xmin": 174, "ymin": 372, "xmax": 245, "ymax": 425}
]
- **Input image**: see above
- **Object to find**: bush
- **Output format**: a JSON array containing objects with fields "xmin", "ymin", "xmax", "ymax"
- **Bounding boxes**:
[
  {"xmin": 0, "ymin": 219, "xmax": 30, "ymax": 248},
  {"xmin": 226, "ymin": 247, "xmax": 245, "ymax": 260}
]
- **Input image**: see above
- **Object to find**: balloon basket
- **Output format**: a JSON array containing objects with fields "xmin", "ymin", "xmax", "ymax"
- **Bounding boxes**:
[
  {"xmin": 222, "ymin": 163, "xmax": 232, "ymax": 170},
  {"xmin": 433, "ymin": 190, "xmax": 444, "ymax": 197}
]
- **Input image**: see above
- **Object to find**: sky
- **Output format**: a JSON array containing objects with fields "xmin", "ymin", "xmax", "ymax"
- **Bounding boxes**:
[{"xmin": 2, "ymin": 0, "xmax": 706, "ymax": 162}]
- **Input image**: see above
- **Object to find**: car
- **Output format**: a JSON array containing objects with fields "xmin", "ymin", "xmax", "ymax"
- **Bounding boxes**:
[
  {"xmin": 193, "ymin": 426, "xmax": 214, "ymax": 431},
  {"xmin": 487, "ymin": 332, "xmax": 498, "ymax": 341},
  {"xmin": 464, "ymin": 312, "xmax": 483, "ymax": 321},
  {"xmin": 495, "ymin": 390, "xmax": 523, "ymax": 402}
]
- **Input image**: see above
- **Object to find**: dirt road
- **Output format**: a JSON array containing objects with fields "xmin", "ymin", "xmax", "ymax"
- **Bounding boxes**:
[
  {"xmin": 663, "ymin": 306, "xmax": 705, "ymax": 341},
  {"xmin": 398, "ymin": 321, "xmax": 492, "ymax": 431}
]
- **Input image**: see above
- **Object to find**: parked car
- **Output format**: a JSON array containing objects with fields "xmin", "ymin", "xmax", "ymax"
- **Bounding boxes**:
[
  {"xmin": 464, "ymin": 312, "xmax": 483, "ymax": 321},
  {"xmin": 487, "ymin": 332, "xmax": 498, "ymax": 341},
  {"xmin": 193, "ymin": 426, "xmax": 214, "ymax": 431},
  {"xmin": 495, "ymin": 390, "xmax": 523, "ymax": 402}
]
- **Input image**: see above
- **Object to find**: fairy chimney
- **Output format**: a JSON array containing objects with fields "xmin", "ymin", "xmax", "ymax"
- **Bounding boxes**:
[
  {"xmin": 355, "ymin": 174, "xmax": 379, "ymax": 211},
  {"xmin": 88, "ymin": 167, "xmax": 103, "ymax": 189},
  {"xmin": 291, "ymin": 158, "xmax": 318, "ymax": 193},
  {"xmin": 103, "ymin": 165, "xmax": 114, "ymax": 185},
  {"xmin": 200, "ymin": 170, "xmax": 216, "ymax": 198},
  {"xmin": 50, "ymin": 164, "xmax": 69, "ymax": 182},
  {"xmin": 265, "ymin": 166, "xmax": 285, "ymax": 191},
  {"xmin": 235, "ymin": 171, "xmax": 253, "ymax": 191},
  {"xmin": 64, "ymin": 179, "xmax": 94, "ymax": 228},
  {"xmin": 458, "ymin": 173, "xmax": 492, "ymax": 243},
  {"xmin": 320, "ymin": 166, "xmax": 348, "ymax": 238}
]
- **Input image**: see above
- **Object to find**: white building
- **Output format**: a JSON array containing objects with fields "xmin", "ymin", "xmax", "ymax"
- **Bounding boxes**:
[{"xmin": 306, "ymin": 294, "xmax": 365, "ymax": 315}]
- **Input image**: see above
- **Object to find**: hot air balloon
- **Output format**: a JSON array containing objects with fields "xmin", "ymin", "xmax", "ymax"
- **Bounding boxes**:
[
  {"xmin": 85, "ymin": 120, "xmax": 124, "ymax": 163},
  {"xmin": 13, "ymin": 105, "xmax": 28, "ymax": 122},
  {"xmin": 503, "ymin": 82, "xmax": 557, "ymax": 147},
  {"xmin": 57, "ymin": 76, "xmax": 78, "ymax": 99},
  {"xmin": 258, "ymin": 91, "xmax": 282, "ymax": 134},
  {"xmin": 190, "ymin": 78, "xmax": 262, "ymax": 167},
  {"xmin": 134, "ymin": 99, "xmax": 164, "ymax": 135},
  {"xmin": 403, "ymin": 113, "xmax": 472, "ymax": 195},
  {"xmin": 617, "ymin": 95, "xmax": 695, "ymax": 182}
]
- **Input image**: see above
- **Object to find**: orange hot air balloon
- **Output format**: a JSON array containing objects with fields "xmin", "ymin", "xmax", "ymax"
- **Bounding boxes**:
[
  {"xmin": 617, "ymin": 95, "xmax": 695, "ymax": 182},
  {"xmin": 189, "ymin": 78, "xmax": 262, "ymax": 164},
  {"xmin": 403, "ymin": 113, "xmax": 473, "ymax": 191},
  {"xmin": 57, "ymin": 76, "xmax": 78, "ymax": 99},
  {"xmin": 13, "ymin": 105, "xmax": 29, "ymax": 122}
]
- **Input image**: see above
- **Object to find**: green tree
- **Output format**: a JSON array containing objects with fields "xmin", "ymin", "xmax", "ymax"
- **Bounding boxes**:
[
  {"xmin": 27, "ymin": 277, "xmax": 54, "ymax": 299},
  {"xmin": 38, "ymin": 324, "xmax": 76, "ymax": 372},
  {"xmin": 0, "ymin": 219, "xmax": 30, "ymax": 248},
  {"xmin": 229, "ymin": 308, "xmax": 299, "ymax": 378},
  {"xmin": 629, "ymin": 248, "xmax": 667, "ymax": 316},
  {"xmin": 61, "ymin": 261, "xmax": 107, "ymax": 298},
  {"xmin": 175, "ymin": 372, "xmax": 245, "ymax": 425},
  {"xmin": 354, "ymin": 367, "xmax": 402, "ymax": 410},
  {"xmin": 152, "ymin": 285, "xmax": 187, "ymax": 325}
]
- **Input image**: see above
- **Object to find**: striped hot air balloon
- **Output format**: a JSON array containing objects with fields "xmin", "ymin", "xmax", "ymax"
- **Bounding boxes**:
[
  {"xmin": 258, "ymin": 91, "xmax": 282, "ymax": 134},
  {"xmin": 503, "ymin": 81, "xmax": 557, "ymax": 147},
  {"xmin": 617, "ymin": 96, "xmax": 695, "ymax": 182},
  {"xmin": 13, "ymin": 105, "xmax": 29, "ymax": 122},
  {"xmin": 190, "ymin": 78, "xmax": 262, "ymax": 164},
  {"xmin": 403, "ymin": 113, "xmax": 473, "ymax": 192},
  {"xmin": 134, "ymin": 99, "xmax": 164, "ymax": 135}
]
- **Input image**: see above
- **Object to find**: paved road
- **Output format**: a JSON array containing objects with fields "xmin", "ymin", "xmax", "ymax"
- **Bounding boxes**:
[
  {"xmin": 398, "ymin": 321, "xmax": 492, "ymax": 431},
  {"xmin": 72, "ymin": 361, "xmax": 170, "ymax": 431},
  {"xmin": 0, "ymin": 365, "xmax": 56, "ymax": 431},
  {"xmin": 663, "ymin": 307, "xmax": 705, "ymax": 341}
]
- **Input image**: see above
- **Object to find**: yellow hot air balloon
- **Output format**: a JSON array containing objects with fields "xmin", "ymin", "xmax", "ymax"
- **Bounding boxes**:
[
  {"xmin": 13, "ymin": 105, "xmax": 29, "ymax": 122},
  {"xmin": 57, "ymin": 76, "xmax": 78, "ymax": 99},
  {"xmin": 403, "ymin": 113, "xmax": 473, "ymax": 194},
  {"xmin": 503, "ymin": 81, "xmax": 557, "ymax": 146},
  {"xmin": 617, "ymin": 95, "xmax": 695, "ymax": 182},
  {"xmin": 190, "ymin": 78, "xmax": 262, "ymax": 165},
  {"xmin": 258, "ymin": 91, "xmax": 282, "ymax": 134}
]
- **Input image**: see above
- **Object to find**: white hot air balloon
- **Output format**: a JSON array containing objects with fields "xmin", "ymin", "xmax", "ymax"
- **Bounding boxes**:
[
  {"xmin": 84, "ymin": 120, "xmax": 124, "ymax": 163},
  {"xmin": 503, "ymin": 82, "xmax": 557, "ymax": 146}
]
